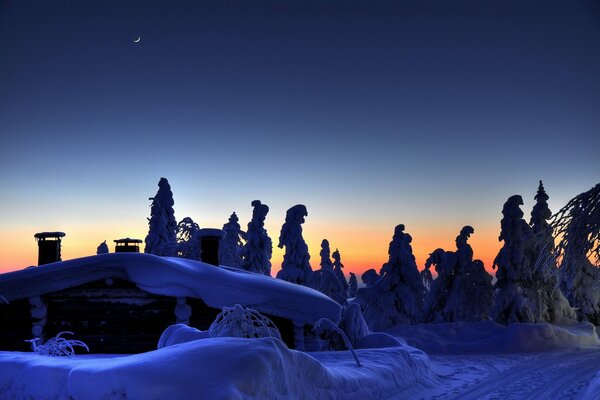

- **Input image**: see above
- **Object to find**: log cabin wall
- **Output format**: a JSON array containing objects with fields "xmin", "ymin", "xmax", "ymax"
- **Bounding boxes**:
[
  {"xmin": 43, "ymin": 278, "xmax": 177, "ymax": 354},
  {"xmin": 0, "ymin": 299, "xmax": 34, "ymax": 351},
  {"xmin": 1, "ymin": 279, "xmax": 301, "ymax": 353}
]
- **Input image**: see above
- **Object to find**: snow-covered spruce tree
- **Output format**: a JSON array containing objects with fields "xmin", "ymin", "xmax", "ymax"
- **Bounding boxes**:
[
  {"xmin": 420, "ymin": 268, "xmax": 433, "ymax": 293},
  {"xmin": 361, "ymin": 269, "xmax": 380, "ymax": 287},
  {"xmin": 96, "ymin": 240, "xmax": 109, "ymax": 255},
  {"xmin": 220, "ymin": 212, "xmax": 245, "ymax": 268},
  {"xmin": 348, "ymin": 272, "xmax": 358, "ymax": 298},
  {"xmin": 528, "ymin": 181, "xmax": 576, "ymax": 323},
  {"xmin": 175, "ymin": 217, "xmax": 200, "ymax": 260},
  {"xmin": 332, "ymin": 248, "xmax": 349, "ymax": 298},
  {"xmin": 308, "ymin": 239, "xmax": 347, "ymax": 304},
  {"xmin": 355, "ymin": 224, "xmax": 424, "ymax": 331},
  {"xmin": 276, "ymin": 205, "xmax": 313, "ymax": 285},
  {"xmin": 432, "ymin": 227, "xmax": 494, "ymax": 322},
  {"xmin": 422, "ymin": 248, "xmax": 457, "ymax": 322},
  {"xmin": 241, "ymin": 201, "xmax": 272, "ymax": 275},
  {"xmin": 144, "ymin": 177, "xmax": 178, "ymax": 256},
  {"xmin": 491, "ymin": 195, "xmax": 537, "ymax": 324},
  {"xmin": 556, "ymin": 187, "xmax": 600, "ymax": 323},
  {"xmin": 319, "ymin": 239, "xmax": 334, "ymax": 270}
]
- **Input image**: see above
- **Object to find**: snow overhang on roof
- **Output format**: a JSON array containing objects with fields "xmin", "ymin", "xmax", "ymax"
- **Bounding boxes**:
[{"xmin": 0, "ymin": 253, "xmax": 341, "ymax": 326}]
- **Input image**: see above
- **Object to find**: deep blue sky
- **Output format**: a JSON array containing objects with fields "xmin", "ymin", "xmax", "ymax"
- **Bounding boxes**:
[{"xmin": 1, "ymin": 0, "xmax": 599, "ymax": 272}]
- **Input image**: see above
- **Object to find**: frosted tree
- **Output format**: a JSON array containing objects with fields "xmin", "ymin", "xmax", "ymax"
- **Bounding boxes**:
[
  {"xmin": 309, "ymin": 239, "xmax": 347, "ymax": 304},
  {"xmin": 332, "ymin": 248, "xmax": 349, "ymax": 297},
  {"xmin": 319, "ymin": 239, "xmax": 334, "ymax": 270},
  {"xmin": 176, "ymin": 217, "xmax": 200, "ymax": 260},
  {"xmin": 220, "ymin": 212, "xmax": 245, "ymax": 268},
  {"xmin": 491, "ymin": 195, "xmax": 537, "ymax": 324},
  {"xmin": 348, "ymin": 272, "xmax": 358, "ymax": 298},
  {"xmin": 144, "ymin": 177, "xmax": 177, "ymax": 256},
  {"xmin": 361, "ymin": 269, "xmax": 380, "ymax": 287},
  {"xmin": 276, "ymin": 204, "xmax": 313, "ymax": 285},
  {"xmin": 554, "ymin": 184, "xmax": 600, "ymax": 323},
  {"xmin": 422, "ymin": 248, "xmax": 457, "ymax": 322},
  {"xmin": 425, "ymin": 226, "xmax": 494, "ymax": 322},
  {"xmin": 241, "ymin": 200, "xmax": 272, "ymax": 275},
  {"xmin": 550, "ymin": 183, "xmax": 600, "ymax": 275},
  {"xmin": 527, "ymin": 181, "xmax": 576, "ymax": 323},
  {"xmin": 96, "ymin": 240, "xmax": 109, "ymax": 255},
  {"xmin": 355, "ymin": 224, "xmax": 424, "ymax": 331}
]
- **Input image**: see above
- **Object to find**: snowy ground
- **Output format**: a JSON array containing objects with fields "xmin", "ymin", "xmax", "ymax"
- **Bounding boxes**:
[
  {"xmin": 1, "ymin": 322, "xmax": 599, "ymax": 399},
  {"xmin": 415, "ymin": 349, "xmax": 600, "ymax": 400}
]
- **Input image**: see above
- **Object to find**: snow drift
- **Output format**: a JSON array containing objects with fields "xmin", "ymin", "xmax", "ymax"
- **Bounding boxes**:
[
  {"xmin": 388, "ymin": 320, "xmax": 599, "ymax": 354},
  {"xmin": 0, "ymin": 337, "xmax": 433, "ymax": 400}
]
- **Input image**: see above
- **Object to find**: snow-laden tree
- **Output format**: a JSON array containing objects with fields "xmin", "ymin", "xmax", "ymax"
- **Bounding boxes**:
[
  {"xmin": 448, "ymin": 259, "xmax": 494, "ymax": 322},
  {"xmin": 175, "ymin": 217, "xmax": 200, "ymax": 260},
  {"xmin": 96, "ymin": 240, "xmax": 108, "ymax": 255},
  {"xmin": 361, "ymin": 269, "xmax": 380, "ymax": 287},
  {"xmin": 220, "ymin": 212, "xmax": 245, "ymax": 268},
  {"xmin": 527, "ymin": 181, "xmax": 576, "ymax": 323},
  {"xmin": 420, "ymin": 268, "xmax": 433, "ymax": 293},
  {"xmin": 309, "ymin": 239, "xmax": 347, "ymax": 304},
  {"xmin": 348, "ymin": 272, "xmax": 358, "ymax": 298},
  {"xmin": 553, "ymin": 183, "xmax": 600, "ymax": 323},
  {"xmin": 423, "ymin": 248, "xmax": 457, "ymax": 322},
  {"xmin": 241, "ymin": 200, "xmax": 272, "ymax": 275},
  {"xmin": 423, "ymin": 226, "xmax": 494, "ymax": 322},
  {"xmin": 332, "ymin": 248, "xmax": 349, "ymax": 297},
  {"xmin": 144, "ymin": 177, "xmax": 177, "ymax": 256},
  {"xmin": 491, "ymin": 195, "xmax": 537, "ymax": 324},
  {"xmin": 550, "ymin": 183, "xmax": 600, "ymax": 274},
  {"xmin": 276, "ymin": 204, "xmax": 313, "ymax": 285},
  {"xmin": 355, "ymin": 224, "xmax": 424, "ymax": 331},
  {"xmin": 319, "ymin": 239, "xmax": 334, "ymax": 270}
]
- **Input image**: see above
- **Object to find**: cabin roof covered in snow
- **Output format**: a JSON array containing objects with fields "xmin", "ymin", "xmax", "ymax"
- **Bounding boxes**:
[{"xmin": 0, "ymin": 253, "xmax": 340, "ymax": 325}]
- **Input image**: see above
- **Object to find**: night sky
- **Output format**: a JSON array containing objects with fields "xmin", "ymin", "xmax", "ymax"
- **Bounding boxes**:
[{"xmin": 1, "ymin": 0, "xmax": 599, "ymax": 276}]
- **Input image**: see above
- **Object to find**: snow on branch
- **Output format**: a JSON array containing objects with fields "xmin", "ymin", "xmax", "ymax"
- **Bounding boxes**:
[
  {"xmin": 312, "ymin": 318, "xmax": 362, "ymax": 367},
  {"xmin": 208, "ymin": 304, "xmax": 282, "ymax": 341},
  {"xmin": 26, "ymin": 331, "xmax": 89, "ymax": 357},
  {"xmin": 541, "ymin": 183, "xmax": 600, "ymax": 276}
]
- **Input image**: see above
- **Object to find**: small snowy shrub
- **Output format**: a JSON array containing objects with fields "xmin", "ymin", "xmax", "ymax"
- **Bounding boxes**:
[
  {"xmin": 26, "ymin": 331, "xmax": 89, "ymax": 356},
  {"xmin": 209, "ymin": 304, "xmax": 281, "ymax": 341}
]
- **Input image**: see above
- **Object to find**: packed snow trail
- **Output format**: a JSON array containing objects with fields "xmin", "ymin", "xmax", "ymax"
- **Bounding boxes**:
[{"xmin": 417, "ymin": 349, "xmax": 600, "ymax": 400}]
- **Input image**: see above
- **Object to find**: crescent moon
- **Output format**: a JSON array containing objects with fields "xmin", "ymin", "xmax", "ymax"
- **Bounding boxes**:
[{"xmin": 133, "ymin": 37, "xmax": 141, "ymax": 43}]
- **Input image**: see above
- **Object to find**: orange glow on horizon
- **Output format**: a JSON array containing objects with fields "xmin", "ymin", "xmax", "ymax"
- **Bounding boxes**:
[{"xmin": 1, "ymin": 221, "xmax": 502, "ymax": 280}]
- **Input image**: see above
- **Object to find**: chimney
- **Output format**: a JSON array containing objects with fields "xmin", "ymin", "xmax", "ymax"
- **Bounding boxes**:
[
  {"xmin": 114, "ymin": 238, "xmax": 142, "ymax": 253},
  {"xmin": 197, "ymin": 228, "xmax": 225, "ymax": 266},
  {"xmin": 34, "ymin": 232, "xmax": 66, "ymax": 265}
]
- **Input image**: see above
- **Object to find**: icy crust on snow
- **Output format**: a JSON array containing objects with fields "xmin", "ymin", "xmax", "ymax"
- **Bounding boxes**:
[
  {"xmin": 388, "ymin": 320, "xmax": 599, "ymax": 354},
  {"xmin": 0, "ymin": 253, "xmax": 340, "ymax": 326},
  {"xmin": 0, "ymin": 337, "xmax": 434, "ymax": 400}
]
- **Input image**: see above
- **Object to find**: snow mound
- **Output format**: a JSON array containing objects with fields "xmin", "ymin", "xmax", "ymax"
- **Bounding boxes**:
[
  {"xmin": 388, "ymin": 321, "xmax": 599, "ymax": 354},
  {"xmin": 0, "ymin": 337, "xmax": 434, "ymax": 400}
]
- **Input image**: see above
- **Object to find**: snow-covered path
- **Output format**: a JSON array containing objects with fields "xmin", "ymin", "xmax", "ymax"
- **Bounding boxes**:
[{"xmin": 415, "ymin": 349, "xmax": 600, "ymax": 400}]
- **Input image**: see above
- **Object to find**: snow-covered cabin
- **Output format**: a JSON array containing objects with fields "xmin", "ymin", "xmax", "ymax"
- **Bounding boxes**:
[{"xmin": 0, "ymin": 253, "xmax": 341, "ymax": 353}]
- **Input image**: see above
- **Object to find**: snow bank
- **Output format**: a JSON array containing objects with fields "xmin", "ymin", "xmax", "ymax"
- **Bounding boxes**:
[
  {"xmin": 388, "ymin": 320, "xmax": 599, "ymax": 354},
  {"xmin": 0, "ymin": 337, "xmax": 434, "ymax": 400}
]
